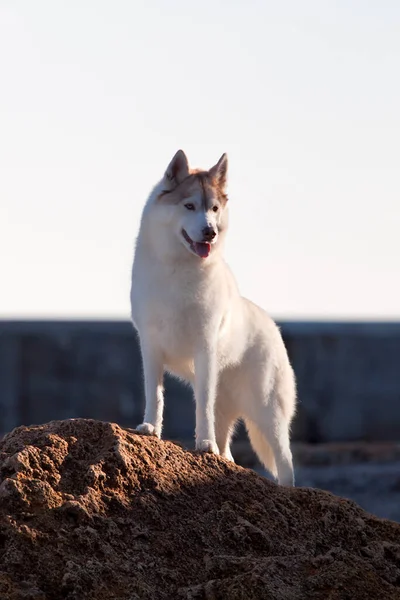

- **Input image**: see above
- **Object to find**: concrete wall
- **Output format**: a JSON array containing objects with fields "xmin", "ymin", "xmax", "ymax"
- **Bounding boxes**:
[{"xmin": 0, "ymin": 320, "xmax": 399, "ymax": 443}]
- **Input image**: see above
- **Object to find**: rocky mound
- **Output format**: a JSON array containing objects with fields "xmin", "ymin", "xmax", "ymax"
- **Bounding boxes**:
[{"xmin": 0, "ymin": 419, "xmax": 399, "ymax": 600}]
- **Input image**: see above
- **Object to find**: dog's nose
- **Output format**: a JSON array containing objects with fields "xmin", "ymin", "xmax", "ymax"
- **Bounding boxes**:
[{"xmin": 202, "ymin": 226, "xmax": 216, "ymax": 241}]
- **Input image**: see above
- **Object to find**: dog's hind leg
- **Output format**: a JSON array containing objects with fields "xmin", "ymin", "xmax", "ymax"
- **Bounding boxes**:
[
  {"xmin": 244, "ymin": 418, "xmax": 277, "ymax": 479},
  {"xmin": 245, "ymin": 403, "xmax": 294, "ymax": 486},
  {"xmin": 215, "ymin": 404, "xmax": 237, "ymax": 462}
]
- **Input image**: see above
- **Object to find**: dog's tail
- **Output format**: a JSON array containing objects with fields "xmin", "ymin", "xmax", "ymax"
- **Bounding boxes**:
[{"xmin": 245, "ymin": 419, "xmax": 278, "ymax": 480}]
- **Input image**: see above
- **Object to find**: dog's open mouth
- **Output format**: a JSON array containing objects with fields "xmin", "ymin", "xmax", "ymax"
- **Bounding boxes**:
[{"xmin": 182, "ymin": 229, "xmax": 211, "ymax": 258}]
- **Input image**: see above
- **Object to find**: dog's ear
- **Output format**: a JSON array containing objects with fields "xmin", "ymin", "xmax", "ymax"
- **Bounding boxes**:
[
  {"xmin": 209, "ymin": 153, "xmax": 228, "ymax": 190},
  {"xmin": 163, "ymin": 150, "xmax": 189, "ymax": 190}
]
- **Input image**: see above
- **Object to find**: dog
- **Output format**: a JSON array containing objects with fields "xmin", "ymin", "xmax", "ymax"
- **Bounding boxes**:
[{"xmin": 130, "ymin": 150, "xmax": 296, "ymax": 485}]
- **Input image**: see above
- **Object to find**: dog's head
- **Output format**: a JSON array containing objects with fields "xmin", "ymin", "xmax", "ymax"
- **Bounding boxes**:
[{"xmin": 146, "ymin": 150, "xmax": 229, "ymax": 260}]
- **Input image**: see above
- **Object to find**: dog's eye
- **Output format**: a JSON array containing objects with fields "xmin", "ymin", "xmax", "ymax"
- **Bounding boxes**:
[
  {"xmin": 184, "ymin": 203, "xmax": 195, "ymax": 211},
  {"xmin": 212, "ymin": 206, "xmax": 219, "ymax": 213}
]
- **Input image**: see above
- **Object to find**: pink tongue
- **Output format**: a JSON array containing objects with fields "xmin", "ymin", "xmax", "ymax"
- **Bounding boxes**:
[{"xmin": 194, "ymin": 242, "xmax": 211, "ymax": 258}]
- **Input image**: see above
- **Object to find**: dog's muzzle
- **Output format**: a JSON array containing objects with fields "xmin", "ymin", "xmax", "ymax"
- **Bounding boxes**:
[{"xmin": 182, "ymin": 229, "xmax": 212, "ymax": 258}]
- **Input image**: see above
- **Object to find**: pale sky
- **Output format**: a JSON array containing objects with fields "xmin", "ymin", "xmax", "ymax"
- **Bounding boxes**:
[{"xmin": 1, "ymin": 1, "xmax": 399, "ymax": 320}]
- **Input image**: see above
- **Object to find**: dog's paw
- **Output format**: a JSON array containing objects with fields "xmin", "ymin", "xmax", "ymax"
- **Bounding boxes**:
[
  {"xmin": 196, "ymin": 439, "xmax": 219, "ymax": 455},
  {"xmin": 221, "ymin": 450, "xmax": 235, "ymax": 463},
  {"xmin": 136, "ymin": 423, "xmax": 160, "ymax": 438}
]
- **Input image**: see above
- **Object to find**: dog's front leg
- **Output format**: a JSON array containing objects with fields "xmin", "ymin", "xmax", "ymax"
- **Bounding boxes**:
[
  {"xmin": 136, "ymin": 341, "xmax": 164, "ymax": 438},
  {"xmin": 194, "ymin": 346, "xmax": 219, "ymax": 454}
]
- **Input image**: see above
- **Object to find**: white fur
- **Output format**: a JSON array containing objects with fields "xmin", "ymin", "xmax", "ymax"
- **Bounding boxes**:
[{"xmin": 130, "ymin": 151, "xmax": 296, "ymax": 485}]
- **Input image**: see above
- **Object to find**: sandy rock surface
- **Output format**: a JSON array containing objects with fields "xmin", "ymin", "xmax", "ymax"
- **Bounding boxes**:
[{"xmin": 0, "ymin": 418, "xmax": 399, "ymax": 599}]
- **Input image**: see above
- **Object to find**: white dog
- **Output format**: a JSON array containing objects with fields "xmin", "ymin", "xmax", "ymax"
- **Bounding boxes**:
[{"xmin": 130, "ymin": 150, "xmax": 296, "ymax": 485}]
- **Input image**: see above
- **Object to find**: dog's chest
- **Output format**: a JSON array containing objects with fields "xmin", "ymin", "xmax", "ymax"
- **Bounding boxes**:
[{"xmin": 131, "ymin": 263, "xmax": 212, "ymax": 356}]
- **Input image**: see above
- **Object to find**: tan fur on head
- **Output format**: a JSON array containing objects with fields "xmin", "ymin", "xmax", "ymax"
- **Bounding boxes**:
[{"xmin": 158, "ymin": 151, "xmax": 228, "ymax": 207}]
